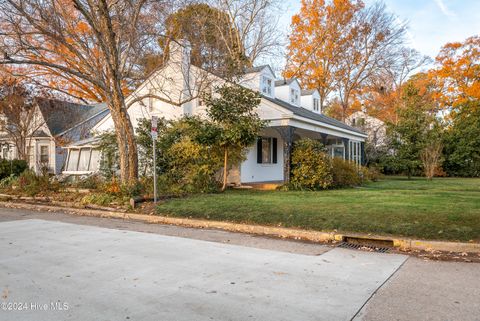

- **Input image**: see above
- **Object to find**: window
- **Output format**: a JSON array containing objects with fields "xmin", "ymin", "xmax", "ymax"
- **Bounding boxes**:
[
  {"xmin": 65, "ymin": 148, "xmax": 101, "ymax": 172},
  {"xmin": 333, "ymin": 146, "xmax": 344, "ymax": 158},
  {"xmin": 313, "ymin": 98, "xmax": 320, "ymax": 112},
  {"xmin": 261, "ymin": 76, "xmax": 272, "ymax": 96},
  {"xmin": 257, "ymin": 137, "xmax": 277, "ymax": 164},
  {"xmin": 89, "ymin": 150, "xmax": 101, "ymax": 172},
  {"xmin": 262, "ymin": 139, "xmax": 272, "ymax": 163},
  {"xmin": 290, "ymin": 88, "xmax": 299, "ymax": 105},
  {"xmin": 77, "ymin": 148, "xmax": 91, "ymax": 171},
  {"xmin": 2, "ymin": 146, "xmax": 8, "ymax": 159},
  {"xmin": 40, "ymin": 146, "xmax": 49, "ymax": 164},
  {"xmin": 66, "ymin": 149, "xmax": 79, "ymax": 171}
]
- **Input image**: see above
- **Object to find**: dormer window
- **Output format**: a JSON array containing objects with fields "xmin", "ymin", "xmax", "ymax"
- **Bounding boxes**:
[
  {"xmin": 261, "ymin": 76, "xmax": 273, "ymax": 96},
  {"xmin": 290, "ymin": 88, "xmax": 299, "ymax": 105},
  {"xmin": 313, "ymin": 98, "xmax": 320, "ymax": 112}
]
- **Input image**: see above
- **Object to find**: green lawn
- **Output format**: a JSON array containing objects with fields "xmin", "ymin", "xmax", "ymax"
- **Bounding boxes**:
[{"xmin": 157, "ymin": 177, "xmax": 480, "ymax": 242}]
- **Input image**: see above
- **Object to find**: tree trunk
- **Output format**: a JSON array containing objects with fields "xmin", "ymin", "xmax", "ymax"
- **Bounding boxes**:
[
  {"xmin": 221, "ymin": 147, "xmax": 228, "ymax": 191},
  {"xmin": 108, "ymin": 87, "xmax": 139, "ymax": 185},
  {"xmin": 120, "ymin": 108, "xmax": 138, "ymax": 185},
  {"xmin": 341, "ymin": 101, "xmax": 348, "ymax": 122},
  {"xmin": 109, "ymin": 108, "xmax": 129, "ymax": 183}
]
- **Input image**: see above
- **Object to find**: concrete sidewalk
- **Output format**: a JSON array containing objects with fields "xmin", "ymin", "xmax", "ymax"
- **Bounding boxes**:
[
  {"xmin": 1, "ymin": 219, "xmax": 406, "ymax": 321},
  {"xmin": 1, "ymin": 208, "xmax": 479, "ymax": 321}
]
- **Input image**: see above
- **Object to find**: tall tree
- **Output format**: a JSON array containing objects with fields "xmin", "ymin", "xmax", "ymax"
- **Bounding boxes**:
[
  {"xmin": 430, "ymin": 35, "xmax": 480, "ymax": 114},
  {"xmin": 284, "ymin": 0, "xmax": 363, "ymax": 112},
  {"xmin": 284, "ymin": 0, "xmax": 406, "ymax": 120},
  {"xmin": 204, "ymin": 84, "xmax": 264, "ymax": 191},
  {"xmin": 160, "ymin": 3, "xmax": 248, "ymax": 78},
  {"xmin": 210, "ymin": 0, "xmax": 283, "ymax": 66},
  {"xmin": 443, "ymin": 100, "xmax": 480, "ymax": 177},
  {"xmin": 0, "ymin": 0, "xmax": 173, "ymax": 184},
  {"xmin": 0, "ymin": 78, "xmax": 47, "ymax": 161},
  {"xmin": 385, "ymin": 80, "xmax": 440, "ymax": 178},
  {"xmin": 359, "ymin": 48, "xmax": 431, "ymax": 123}
]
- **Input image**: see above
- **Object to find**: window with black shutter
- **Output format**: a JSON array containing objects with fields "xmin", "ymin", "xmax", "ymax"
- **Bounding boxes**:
[{"xmin": 257, "ymin": 137, "xmax": 277, "ymax": 164}]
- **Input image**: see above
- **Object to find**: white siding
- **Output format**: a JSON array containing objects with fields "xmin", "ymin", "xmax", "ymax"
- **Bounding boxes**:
[{"xmin": 240, "ymin": 128, "xmax": 284, "ymax": 183}]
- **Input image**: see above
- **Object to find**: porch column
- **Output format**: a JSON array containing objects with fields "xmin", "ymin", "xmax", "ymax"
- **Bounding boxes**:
[
  {"xmin": 342, "ymin": 138, "xmax": 350, "ymax": 161},
  {"xmin": 361, "ymin": 142, "xmax": 366, "ymax": 166},
  {"xmin": 320, "ymin": 133, "xmax": 328, "ymax": 147},
  {"xmin": 275, "ymin": 126, "xmax": 295, "ymax": 184}
]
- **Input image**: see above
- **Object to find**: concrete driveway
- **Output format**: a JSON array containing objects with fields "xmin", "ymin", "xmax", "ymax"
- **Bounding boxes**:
[{"xmin": 0, "ymin": 209, "xmax": 479, "ymax": 321}]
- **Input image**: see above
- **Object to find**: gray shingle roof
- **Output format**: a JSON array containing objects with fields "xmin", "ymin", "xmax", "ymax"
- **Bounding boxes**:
[
  {"xmin": 66, "ymin": 136, "xmax": 101, "ymax": 148},
  {"xmin": 274, "ymin": 79, "xmax": 296, "ymax": 86},
  {"xmin": 301, "ymin": 89, "xmax": 317, "ymax": 96},
  {"xmin": 262, "ymin": 96, "xmax": 366, "ymax": 135},
  {"xmin": 35, "ymin": 98, "xmax": 108, "ymax": 136}
]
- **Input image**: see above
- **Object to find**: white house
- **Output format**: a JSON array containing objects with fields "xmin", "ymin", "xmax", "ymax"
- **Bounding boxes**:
[
  {"xmin": 63, "ymin": 40, "xmax": 367, "ymax": 184},
  {"xmin": 0, "ymin": 98, "xmax": 108, "ymax": 174},
  {"xmin": 346, "ymin": 110, "xmax": 387, "ymax": 149}
]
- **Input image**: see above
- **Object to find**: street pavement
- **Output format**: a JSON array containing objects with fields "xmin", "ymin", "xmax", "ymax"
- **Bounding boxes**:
[{"xmin": 0, "ymin": 208, "xmax": 479, "ymax": 321}]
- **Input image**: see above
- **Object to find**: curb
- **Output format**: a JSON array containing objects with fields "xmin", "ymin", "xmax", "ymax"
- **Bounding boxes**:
[{"xmin": 1, "ymin": 201, "xmax": 479, "ymax": 253}]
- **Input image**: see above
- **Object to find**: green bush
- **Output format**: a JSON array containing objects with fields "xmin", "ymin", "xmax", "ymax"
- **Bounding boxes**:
[
  {"xmin": 98, "ymin": 117, "xmax": 227, "ymax": 195},
  {"xmin": 119, "ymin": 181, "xmax": 145, "ymax": 197},
  {"xmin": 69, "ymin": 174, "xmax": 104, "ymax": 190},
  {"xmin": 290, "ymin": 138, "xmax": 332, "ymax": 190},
  {"xmin": 0, "ymin": 159, "xmax": 28, "ymax": 180},
  {"xmin": 362, "ymin": 165, "xmax": 382, "ymax": 182},
  {"xmin": 331, "ymin": 158, "xmax": 363, "ymax": 188},
  {"xmin": 137, "ymin": 117, "xmax": 225, "ymax": 195},
  {"xmin": 81, "ymin": 193, "xmax": 117, "ymax": 206},
  {"xmin": 17, "ymin": 169, "xmax": 59, "ymax": 196},
  {"xmin": 0, "ymin": 174, "xmax": 18, "ymax": 188},
  {"xmin": 157, "ymin": 135, "xmax": 223, "ymax": 194}
]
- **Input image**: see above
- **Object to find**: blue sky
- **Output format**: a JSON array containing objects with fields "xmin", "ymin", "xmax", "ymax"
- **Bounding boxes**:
[{"xmin": 278, "ymin": 0, "xmax": 480, "ymax": 59}]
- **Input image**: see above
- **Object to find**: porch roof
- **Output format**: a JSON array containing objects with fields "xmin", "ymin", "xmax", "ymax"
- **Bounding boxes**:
[
  {"xmin": 63, "ymin": 136, "xmax": 100, "ymax": 149},
  {"xmin": 262, "ymin": 96, "xmax": 366, "ymax": 136}
]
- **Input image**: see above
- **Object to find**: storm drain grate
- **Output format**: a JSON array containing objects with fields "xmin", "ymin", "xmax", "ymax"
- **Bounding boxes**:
[{"xmin": 337, "ymin": 241, "xmax": 391, "ymax": 253}]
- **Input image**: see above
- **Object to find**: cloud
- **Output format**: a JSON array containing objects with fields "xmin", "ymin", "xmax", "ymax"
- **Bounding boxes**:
[{"xmin": 433, "ymin": 0, "xmax": 456, "ymax": 17}]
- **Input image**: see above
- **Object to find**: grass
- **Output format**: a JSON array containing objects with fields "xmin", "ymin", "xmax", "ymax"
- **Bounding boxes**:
[{"xmin": 157, "ymin": 177, "xmax": 480, "ymax": 242}]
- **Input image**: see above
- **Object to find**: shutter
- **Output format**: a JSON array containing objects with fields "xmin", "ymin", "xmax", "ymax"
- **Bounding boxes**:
[
  {"xmin": 272, "ymin": 138, "xmax": 277, "ymax": 164},
  {"xmin": 257, "ymin": 138, "xmax": 263, "ymax": 163}
]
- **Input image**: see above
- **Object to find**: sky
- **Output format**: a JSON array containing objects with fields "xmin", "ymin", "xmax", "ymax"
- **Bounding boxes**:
[{"xmin": 278, "ymin": 0, "xmax": 480, "ymax": 60}]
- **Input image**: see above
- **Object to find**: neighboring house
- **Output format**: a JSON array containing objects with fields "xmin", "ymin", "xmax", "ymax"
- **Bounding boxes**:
[
  {"xmin": 0, "ymin": 98, "xmax": 108, "ymax": 174},
  {"xmin": 64, "ymin": 40, "xmax": 367, "ymax": 184},
  {"xmin": 346, "ymin": 110, "xmax": 387, "ymax": 149}
]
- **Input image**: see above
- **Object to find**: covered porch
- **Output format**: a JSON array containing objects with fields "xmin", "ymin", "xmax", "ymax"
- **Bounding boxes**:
[{"xmin": 239, "ymin": 119, "xmax": 367, "ymax": 185}]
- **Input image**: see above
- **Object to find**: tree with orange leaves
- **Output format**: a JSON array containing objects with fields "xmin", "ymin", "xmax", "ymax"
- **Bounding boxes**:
[
  {"xmin": 284, "ymin": 0, "xmax": 407, "ymax": 121},
  {"xmin": 430, "ymin": 35, "xmax": 480, "ymax": 114},
  {"xmin": 0, "ymin": 0, "xmax": 171, "ymax": 184}
]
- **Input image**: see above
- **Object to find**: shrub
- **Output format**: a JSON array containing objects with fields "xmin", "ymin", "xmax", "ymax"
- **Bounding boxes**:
[
  {"xmin": 0, "ymin": 174, "xmax": 18, "ymax": 188},
  {"xmin": 120, "ymin": 181, "xmax": 144, "ymax": 197},
  {"xmin": 69, "ymin": 174, "xmax": 104, "ymax": 190},
  {"xmin": 157, "ymin": 135, "xmax": 223, "ymax": 194},
  {"xmin": 0, "ymin": 159, "xmax": 28, "ymax": 180},
  {"xmin": 331, "ymin": 158, "xmax": 362, "ymax": 188},
  {"xmin": 363, "ymin": 166, "xmax": 382, "ymax": 182},
  {"xmin": 290, "ymin": 138, "xmax": 332, "ymax": 190},
  {"xmin": 81, "ymin": 193, "xmax": 116, "ymax": 206},
  {"xmin": 17, "ymin": 169, "xmax": 59, "ymax": 196},
  {"xmin": 101, "ymin": 177, "xmax": 121, "ymax": 195}
]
